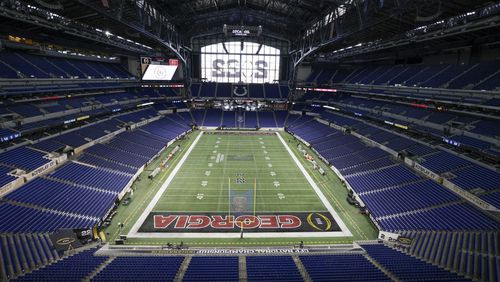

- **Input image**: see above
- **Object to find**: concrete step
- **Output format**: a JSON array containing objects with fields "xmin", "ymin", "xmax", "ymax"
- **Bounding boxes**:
[
  {"xmin": 25, "ymin": 233, "xmax": 43, "ymax": 267},
  {"xmin": 3, "ymin": 235, "xmax": 17, "ymax": 277},
  {"xmin": 20, "ymin": 234, "xmax": 36, "ymax": 269},
  {"xmin": 239, "ymin": 255, "xmax": 247, "ymax": 282},
  {"xmin": 83, "ymin": 256, "xmax": 116, "ymax": 281},
  {"xmin": 174, "ymin": 255, "xmax": 192, "ymax": 282},
  {"xmin": 363, "ymin": 252, "xmax": 400, "ymax": 281},
  {"xmin": 292, "ymin": 255, "xmax": 312, "ymax": 282}
]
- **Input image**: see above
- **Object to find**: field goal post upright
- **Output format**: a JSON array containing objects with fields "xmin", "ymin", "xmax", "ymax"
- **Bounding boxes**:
[{"xmin": 228, "ymin": 177, "xmax": 257, "ymax": 236}]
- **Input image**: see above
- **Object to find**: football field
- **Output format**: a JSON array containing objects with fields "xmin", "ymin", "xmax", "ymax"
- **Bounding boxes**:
[{"xmin": 128, "ymin": 131, "xmax": 351, "ymax": 238}]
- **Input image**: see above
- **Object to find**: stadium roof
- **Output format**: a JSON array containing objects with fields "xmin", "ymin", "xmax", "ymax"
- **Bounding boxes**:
[
  {"xmin": 45, "ymin": 0, "xmax": 495, "ymax": 39},
  {"xmin": 0, "ymin": 0, "xmax": 498, "ymax": 61}
]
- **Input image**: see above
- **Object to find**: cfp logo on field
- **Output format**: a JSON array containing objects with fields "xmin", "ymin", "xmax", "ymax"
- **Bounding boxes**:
[
  {"xmin": 306, "ymin": 212, "xmax": 332, "ymax": 232},
  {"xmin": 141, "ymin": 57, "xmax": 152, "ymax": 65}
]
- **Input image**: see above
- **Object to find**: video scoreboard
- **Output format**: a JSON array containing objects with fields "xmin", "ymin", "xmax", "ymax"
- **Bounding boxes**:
[{"xmin": 140, "ymin": 57, "xmax": 182, "ymax": 81}]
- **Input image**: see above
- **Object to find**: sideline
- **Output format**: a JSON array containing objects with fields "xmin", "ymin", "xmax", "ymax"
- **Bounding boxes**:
[
  {"xmin": 275, "ymin": 132, "xmax": 352, "ymax": 237},
  {"xmin": 128, "ymin": 131, "xmax": 204, "ymax": 236}
]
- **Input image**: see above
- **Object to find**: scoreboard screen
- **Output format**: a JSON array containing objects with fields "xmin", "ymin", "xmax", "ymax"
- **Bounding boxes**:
[
  {"xmin": 201, "ymin": 41, "xmax": 280, "ymax": 83},
  {"xmin": 141, "ymin": 57, "xmax": 182, "ymax": 81}
]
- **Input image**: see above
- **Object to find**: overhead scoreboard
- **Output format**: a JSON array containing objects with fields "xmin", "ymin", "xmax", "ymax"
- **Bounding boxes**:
[
  {"xmin": 140, "ymin": 57, "xmax": 182, "ymax": 81},
  {"xmin": 223, "ymin": 25, "xmax": 262, "ymax": 37}
]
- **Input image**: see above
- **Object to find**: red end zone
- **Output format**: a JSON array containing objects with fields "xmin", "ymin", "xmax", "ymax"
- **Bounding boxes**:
[{"xmin": 139, "ymin": 212, "xmax": 341, "ymax": 233}]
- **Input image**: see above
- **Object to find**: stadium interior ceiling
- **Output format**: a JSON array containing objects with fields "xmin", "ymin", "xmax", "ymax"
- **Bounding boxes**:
[{"xmin": 1, "ymin": 0, "xmax": 499, "ymax": 62}]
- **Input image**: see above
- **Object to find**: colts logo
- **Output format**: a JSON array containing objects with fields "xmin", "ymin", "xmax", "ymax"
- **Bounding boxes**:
[
  {"xmin": 307, "ymin": 212, "xmax": 332, "ymax": 231},
  {"xmin": 233, "ymin": 85, "xmax": 248, "ymax": 97}
]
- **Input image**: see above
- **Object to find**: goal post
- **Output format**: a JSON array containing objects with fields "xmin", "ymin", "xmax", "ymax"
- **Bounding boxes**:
[{"xmin": 228, "ymin": 177, "xmax": 257, "ymax": 227}]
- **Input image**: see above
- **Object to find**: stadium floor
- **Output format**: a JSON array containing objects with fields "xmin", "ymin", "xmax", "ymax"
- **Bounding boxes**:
[{"xmin": 104, "ymin": 130, "xmax": 378, "ymax": 246}]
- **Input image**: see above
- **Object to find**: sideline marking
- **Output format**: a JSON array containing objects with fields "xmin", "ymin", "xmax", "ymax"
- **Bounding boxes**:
[
  {"xmin": 275, "ymin": 132, "xmax": 352, "ymax": 237},
  {"xmin": 128, "ymin": 131, "xmax": 204, "ymax": 236}
]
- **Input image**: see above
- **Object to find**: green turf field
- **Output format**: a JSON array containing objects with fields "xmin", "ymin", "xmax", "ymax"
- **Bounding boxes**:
[
  {"xmin": 104, "ymin": 130, "xmax": 378, "ymax": 246},
  {"xmin": 154, "ymin": 132, "xmax": 326, "ymax": 213}
]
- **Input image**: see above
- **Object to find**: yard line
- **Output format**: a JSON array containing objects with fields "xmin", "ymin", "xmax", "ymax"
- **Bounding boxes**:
[
  {"xmin": 228, "ymin": 176, "xmax": 231, "ymax": 218},
  {"xmin": 251, "ymin": 135, "xmax": 265, "ymax": 212},
  {"xmin": 216, "ymin": 135, "xmax": 231, "ymax": 212},
  {"xmin": 275, "ymin": 132, "xmax": 352, "ymax": 237},
  {"xmin": 128, "ymin": 131, "xmax": 204, "ymax": 236}
]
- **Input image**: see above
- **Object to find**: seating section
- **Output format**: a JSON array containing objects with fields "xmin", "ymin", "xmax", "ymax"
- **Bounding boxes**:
[
  {"xmin": 141, "ymin": 116, "xmax": 191, "ymax": 140},
  {"xmin": 3, "ymin": 102, "xmax": 159, "ymax": 144},
  {"xmin": 244, "ymin": 111, "xmax": 258, "ymax": 128},
  {"xmin": 85, "ymin": 143, "xmax": 148, "ymax": 169},
  {"xmin": 5, "ymin": 177, "xmax": 116, "ymax": 218},
  {"xmin": 246, "ymin": 256, "xmax": 303, "ymax": 282},
  {"xmin": 420, "ymin": 152, "xmax": 472, "ymax": 174},
  {"xmin": 16, "ymin": 247, "xmax": 106, "ymax": 281},
  {"xmin": 345, "ymin": 165, "xmax": 421, "ymax": 193},
  {"xmin": 0, "ymin": 147, "xmax": 51, "ymax": 172},
  {"xmin": 30, "ymin": 140, "xmax": 66, "ymax": 153},
  {"xmin": 202, "ymin": 109, "xmax": 223, "ymax": 126},
  {"xmin": 77, "ymin": 154, "xmax": 137, "ymax": 175},
  {"xmin": 0, "ymin": 233, "xmax": 59, "ymax": 280},
  {"xmin": 48, "ymin": 162, "xmax": 132, "ymax": 194},
  {"xmin": 288, "ymin": 115, "xmax": 500, "ymax": 231},
  {"xmin": 399, "ymin": 230, "xmax": 500, "ymax": 282},
  {"xmin": 307, "ymin": 61, "xmax": 500, "ymax": 91},
  {"xmin": 0, "ymin": 110, "xmax": 192, "ymax": 234},
  {"xmin": 300, "ymin": 93, "xmax": 500, "ymax": 152},
  {"xmin": 378, "ymin": 203, "xmax": 500, "ymax": 231},
  {"xmin": 4, "ymin": 243, "xmax": 486, "ymax": 281},
  {"xmin": 114, "ymin": 108, "xmax": 157, "ymax": 124},
  {"xmin": 183, "ymin": 256, "xmax": 239, "ymax": 282},
  {"xmin": 291, "ymin": 109, "xmax": 500, "ymax": 207},
  {"xmin": 449, "ymin": 165, "xmax": 500, "ymax": 192},
  {"xmin": 0, "ymin": 202, "xmax": 97, "ymax": 233},
  {"xmin": 195, "ymin": 82, "xmax": 288, "ymax": 99},
  {"xmin": 0, "ymin": 165, "xmax": 17, "ymax": 188},
  {"xmin": 92, "ymin": 256, "xmax": 184, "ymax": 281},
  {"xmin": 198, "ymin": 82, "xmax": 217, "ymax": 98},
  {"xmin": 258, "ymin": 112, "xmax": 277, "ymax": 127},
  {"xmin": 50, "ymin": 132, "xmax": 89, "ymax": 148},
  {"xmin": 27, "ymin": 117, "xmax": 124, "ymax": 153},
  {"xmin": 361, "ymin": 243, "xmax": 470, "ymax": 281},
  {"xmin": 191, "ymin": 109, "xmax": 205, "ymax": 125},
  {"xmin": 107, "ymin": 135, "xmax": 161, "ymax": 160},
  {"xmin": 222, "ymin": 111, "xmax": 236, "ymax": 127},
  {"xmin": 0, "ymin": 50, "xmax": 131, "ymax": 79},
  {"xmin": 480, "ymin": 191, "xmax": 500, "ymax": 209},
  {"xmin": 300, "ymin": 254, "xmax": 389, "ymax": 281},
  {"xmin": 360, "ymin": 180, "xmax": 461, "ymax": 218},
  {"xmin": 274, "ymin": 111, "xmax": 288, "ymax": 127},
  {"xmin": 189, "ymin": 109, "xmax": 287, "ymax": 128}
]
